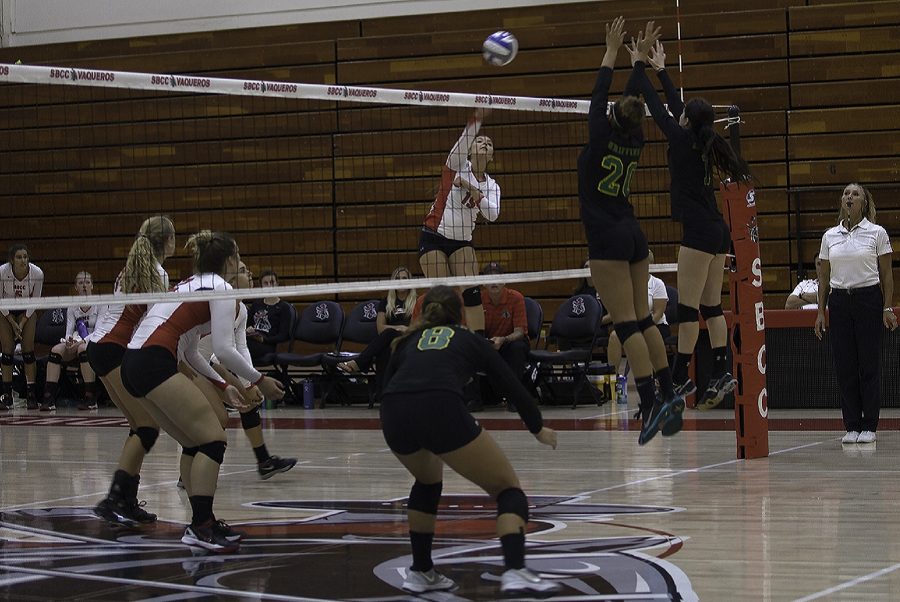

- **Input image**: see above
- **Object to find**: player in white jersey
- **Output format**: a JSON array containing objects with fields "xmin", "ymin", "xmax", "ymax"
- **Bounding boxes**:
[
  {"xmin": 0, "ymin": 244, "xmax": 44, "ymax": 409},
  {"xmin": 39, "ymin": 271, "xmax": 102, "ymax": 411},
  {"xmin": 418, "ymin": 108, "xmax": 500, "ymax": 336},
  {"xmin": 187, "ymin": 271, "xmax": 296, "ymax": 480},
  {"xmin": 90, "ymin": 216, "xmax": 175, "ymax": 528},
  {"xmin": 120, "ymin": 231, "xmax": 284, "ymax": 553}
]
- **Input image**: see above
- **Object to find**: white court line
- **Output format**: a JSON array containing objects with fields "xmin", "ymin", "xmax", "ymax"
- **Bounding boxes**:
[
  {"xmin": 0, "ymin": 564, "xmax": 332, "ymax": 602},
  {"xmin": 576, "ymin": 439, "xmax": 828, "ymax": 496},
  {"xmin": 793, "ymin": 562, "xmax": 900, "ymax": 601}
]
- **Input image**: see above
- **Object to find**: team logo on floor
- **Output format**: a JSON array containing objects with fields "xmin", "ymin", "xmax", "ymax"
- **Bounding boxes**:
[{"xmin": 0, "ymin": 495, "xmax": 698, "ymax": 600}]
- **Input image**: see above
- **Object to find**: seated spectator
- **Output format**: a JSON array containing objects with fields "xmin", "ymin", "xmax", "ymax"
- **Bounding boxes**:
[
  {"xmin": 785, "ymin": 256, "xmax": 821, "ymax": 310},
  {"xmin": 606, "ymin": 252, "xmax": 671, "ymax": 374},
  {"xmin": 337, "ymin": 267, "xmax": 417, "ymax": 395},
  {"xmin": 478, "ymin": 261, "xmax": 531, "ymax": 409},
  {"xmin": 246, "ymin": 270, "xmax": 293, "ymax": 363},
  {"xmin": 41, "ymin": 271, "xmax": 102, "ymax": 411}
]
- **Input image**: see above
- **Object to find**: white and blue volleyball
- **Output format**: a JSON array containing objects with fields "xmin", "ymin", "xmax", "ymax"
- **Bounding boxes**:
[{"xmin": 482, "ymin": 31, "xmax": 519, "ymax": 66}]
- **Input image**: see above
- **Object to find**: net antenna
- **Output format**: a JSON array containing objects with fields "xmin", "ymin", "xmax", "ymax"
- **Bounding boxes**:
[{"xmin": 675, "ymin": 0, "xmax": 685, "ymax": 102}]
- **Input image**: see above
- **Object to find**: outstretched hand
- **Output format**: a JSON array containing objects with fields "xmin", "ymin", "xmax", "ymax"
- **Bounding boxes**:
[
  {"xmin": 535, "ymin": 427, "xmax": 558, "ymax": 450},
  {"xmin": 626, "ymin": 21, "xmax": 662, "ymax": 65},
  {"xmin": 605, "ymin": 16, "xmax": 626, "ymax": 50},
  {"xmin": 648, "ymin": 40, "xmax": 666, "ymax": 71}
]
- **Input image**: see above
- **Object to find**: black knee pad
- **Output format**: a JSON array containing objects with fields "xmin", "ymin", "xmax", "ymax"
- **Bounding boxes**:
[
  {"xmin": 613, "ymin": 320, "xmax": 641, "ymax": 345},
  {"xmin": 239, "ymin": 407, "xmax": 261, "ymax": 430},
  {"xmin": 463, "ymin": 286, "xmax": 482, "ymax": 307},
  {"xmin": 0, "ymin": 353, "xmax": 12, "ymax": 366},
  {"xmin": 637, "ymin": 315, "xmax": 655, "ymax": 332},
  {"xmin": 135, "ymin": 427, "xmax": 159, "ymax": 453},
  {"xmin": 22, "ymin": 352, "xmax": 35, "ymax": 365},
  {"xmin": 496, "ymin": 487, "xmax": 529, "ymax": 523},
  {"xmin": 700, "ymin": 304, "xmax": 724, "ymax": 320},
  {"xmin": 78, "ymin": 351, "xmax": 89, "ymax": 364},
  {"xmin": 197, "ymin": 440, "xmax": 227, "ymax": 465},
  {"xmin": 677, "ymin": 303, "xmax": 699, "ymax": 324},
  {"xmin": 182, "ymin": 446, "xmax": 199, "ymax": 457},
  {"xmin": 407, "ymin": 480, "xmax": 443, "ymax": 515},
  {"xmin": 48, "ymin": 352, "xmax": 63, "ymax": 366}
]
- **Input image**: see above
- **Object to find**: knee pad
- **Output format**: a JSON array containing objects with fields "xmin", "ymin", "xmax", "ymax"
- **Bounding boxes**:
[
  {"xmin": 0, "ymin": 353, "xmax": 12, "ymax": 366},
  {"xmin": 613, "ymin": 320, "xmax": 641, "ymax": 345},
  {"xmin": 78, "ymin": 351, "xmax": 89, "ymax": 364},
  {"xmin": 700, "ymin": 304, "xmax": 724, "ymax": 320},
  {"xmin": 197, "ymin": 440, "xmax": 227, "ymax": 465},
  {"xmin": 677, "ymin": 303, "xmax": 699, "ymax": 324},
  {"xmin": 637, "ymin": 315, "xmax": 655, "ymax": 332},
  {"xmin": 22, "ymin": 352, "xmax": 35, "ymax": 365},
  {"xmin": 407, "ymin": 480, "xmax": 443, "ymax": 516},
  {"xmin": 240, "ymin": 407, "xmax": 261, "ymax": 430},
  {"xmin": 463, "ymin": 286, "xmax": 482, "ymax": 307},
  {"xmin": 182, "ymin": 446, "xmax": 199, "ymax": 457},
  {"xmin": 134, "ymin": 427, "xmax": 159, "ymax": 453},
  {"xmin": 48, "ymin": 352, "xmax": 63, "ymax": 366},
  {"xmin": 496, "ymin": 487, "xmax": 529, "ymax": 523}
]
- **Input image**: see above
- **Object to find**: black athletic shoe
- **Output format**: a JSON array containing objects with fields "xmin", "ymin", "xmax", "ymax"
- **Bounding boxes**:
[
  {"xmin": 129, "ymin": 499, "xmax": 158, "ymax": 524},
  {"xmin": 674, "ymin": 378, "xmax": 697, "ymax": 398},
  {"xmin": 1, "ymin": 394, "xmax": 13, "ymax": 410},
  {"xmin": 638, "ymin": 395, "xmax": 685, "ymax": 446},
  {"xmin": 181, "ymin": 520, "xmax": 239, "ymax": 554},
  {"xmin": 697, "ymin": 373, "xmax": 737, "ymax": 411},
  {"xmin": 258, "ymin": 455, "xmax": 297, "ymax": 480},
  {"xmin": 213, "ymin": 519, "xmax": 244, "ymax": 542},
  {"xmin": 94, "ymin": 497, "xmax": 140, "ymax": 527},
  {"xmin": 660, "ymin": 395, "xmax": 686, "ymax": 437}
]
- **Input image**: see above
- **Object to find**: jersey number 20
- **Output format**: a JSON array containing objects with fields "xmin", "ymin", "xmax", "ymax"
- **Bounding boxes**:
[
  {"xmin": 417, "ymin": 326, "xmax": 455, "ymax": 351},
  {"xmin": 597, "ymin": 155, "xmax": 637, "ymax": 197}
]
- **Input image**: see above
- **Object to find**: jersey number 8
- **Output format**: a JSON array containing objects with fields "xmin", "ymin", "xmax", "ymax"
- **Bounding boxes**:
[
  {"xmin": 417, "ymin": 326, "xmax": 455, "ymax": 351},
  {"xmin": 597, "ymin": 155, "xmax": 637, "ymax": 197}
]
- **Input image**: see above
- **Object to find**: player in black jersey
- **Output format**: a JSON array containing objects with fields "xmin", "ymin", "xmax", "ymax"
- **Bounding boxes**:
[
  {"xmin": 637, "ymin": 41, "xmax": 753, "ymax": 410},
  {"xmin": 379, "ymin": 285, "xmax": 560, "ymax": 597},
  {"xmin": 578, "ymin": 17, "xmax": 683, "ymax": 445}
]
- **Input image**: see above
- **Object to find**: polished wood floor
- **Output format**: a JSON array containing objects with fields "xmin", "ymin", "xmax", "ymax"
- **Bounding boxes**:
[{"xmin": 2, "ymin": 401, "xmax": 899, "ymax": 601}]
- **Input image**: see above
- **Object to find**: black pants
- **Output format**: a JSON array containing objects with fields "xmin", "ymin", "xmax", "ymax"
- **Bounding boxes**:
[
  {"xmin": 481, "ymin": 340, "xmax": 531, "ymax": 404},
  {"xmin": 829, "ymin": 285, "xmax": 884, "ymax": 432}
]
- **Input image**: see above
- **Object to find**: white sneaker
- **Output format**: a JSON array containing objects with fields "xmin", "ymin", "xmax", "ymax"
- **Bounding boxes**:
[
  {"xmin": 857, "ymin": 431, "xmax": 877, "ymax": 444},
  {"xmin": 401, "ymin": 568, "xmax": 456, "ymax": 593},
  {"xmin": 500, "ymin": 567, "xmax": 561, "ymax": 596},
  {"xmin": 841, "ymin": 431, "xmax": 859, "ymax": 444}
]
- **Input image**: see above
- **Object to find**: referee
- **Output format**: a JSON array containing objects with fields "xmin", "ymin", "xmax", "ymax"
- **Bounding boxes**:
[{"xmin": 815, "ymin": 183, "xmax": 896, "ymax": 445}]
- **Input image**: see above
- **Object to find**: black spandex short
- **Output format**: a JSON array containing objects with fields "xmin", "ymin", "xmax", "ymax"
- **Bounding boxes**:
[
  {"xmin": 417, "ymin": 227, "xmax": 473, "ymax": 258},
  {"xmin": 86, "ymin": 341, "xmax": 126, "ymax": 378},
  {"xmin": 6, "ymin": 310, "xmax": 25, "ymax": 318},
  {"xmin": 681, "ymin": 218, "xmax": 731, "ymax": 255},
  {"xmin": 120, "ymin": 346, "xmax": 178, "ymax": 398},
  {"xmin": 611, "ymin": 322, "xmax": 671, "ymax": 340},
  {"xmin": 580, "ymin": 205, "xmax": 649, "ymax": 263},
  {"xmin": 380, "ymin": 390, "xmax": 483, "ymax": 455}
]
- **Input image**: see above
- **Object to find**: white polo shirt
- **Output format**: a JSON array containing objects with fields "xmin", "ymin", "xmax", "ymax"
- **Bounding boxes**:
[
  {"xmin": 819, "ymin": 218, "xmax": 892, "ymax": 290},
  {"xmin": 790, "ymin": 279, "xmax": 819, "ymax": 309}
]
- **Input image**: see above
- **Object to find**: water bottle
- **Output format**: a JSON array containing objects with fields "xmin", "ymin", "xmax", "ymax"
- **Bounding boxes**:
[
  {"xmin": 601, "ymin": 374, "xmax": 612, "ymax": 403},
  {"xmin": 302, "ymin": 379, "xmax": 315, "ymax": 409},
  {"xmin": 616, "ymin": 374, "xmax": 628, "ymax": 405}
]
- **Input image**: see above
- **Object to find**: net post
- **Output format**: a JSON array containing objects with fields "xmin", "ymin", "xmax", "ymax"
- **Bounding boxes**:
[{"xmin": 721, "ymin": 175, "xmax": 769, "ymax": 459}]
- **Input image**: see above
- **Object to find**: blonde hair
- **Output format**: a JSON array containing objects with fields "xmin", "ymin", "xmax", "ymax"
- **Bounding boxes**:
[
  {"xmin": 385, "ymin": 266, "xmax": 417, "ymax": 321},
  {"xmin": 120, "ymin": 216, "xmax": 174, "ymax": 293},
  {"xmin": 839, "ymin": 183, "xmax": 876, "ymax": 224}
]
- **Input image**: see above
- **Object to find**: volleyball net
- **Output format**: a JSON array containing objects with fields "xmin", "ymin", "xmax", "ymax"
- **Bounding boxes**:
[{"xmin": 0, "ymin": 61, "xmax": 746, "ymax": 315}]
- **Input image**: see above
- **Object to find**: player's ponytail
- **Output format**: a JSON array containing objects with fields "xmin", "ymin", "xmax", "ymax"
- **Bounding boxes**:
[
  {"xmin": 120, "ymin": 216, "xmax": 174, "ymax": 293},
  {"xmin": 185, "ymin": 230, "xmax": 237, "ymax": 276},
  {"xmin": 392, "ymin": 285, "xmax": 462, "ymax": 351},
  {"xmin": 684, "ymin": 98, "xmax": 752, "ymax": 183}
]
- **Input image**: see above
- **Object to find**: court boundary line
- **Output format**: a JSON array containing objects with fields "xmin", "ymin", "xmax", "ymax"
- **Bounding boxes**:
[{"xmin": 793, "ymin": 562, "xmax": 900, "ymax": 601}]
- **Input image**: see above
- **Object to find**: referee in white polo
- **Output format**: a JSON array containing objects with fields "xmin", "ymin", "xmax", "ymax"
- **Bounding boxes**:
[{"xmin": 815, "ymin": 183, "xmax": 896, "ymax": 445}]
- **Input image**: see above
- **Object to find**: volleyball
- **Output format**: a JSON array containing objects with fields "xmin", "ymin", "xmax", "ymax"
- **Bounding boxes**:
[{"xmin": 482, "ymin": 31, "xmax": 518, "ymax": 66}]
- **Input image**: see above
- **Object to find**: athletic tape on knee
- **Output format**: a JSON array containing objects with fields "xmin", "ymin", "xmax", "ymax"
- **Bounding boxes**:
[
  {"xmin": 240, "ymin": 407, "xmax": 262, "ymax": 430},
  {"xmin": 700, "ymin": 304, "xmax": 724, "ymax": 319},
  {"xmin": 613, "ymin": 320, "xmax": 641, "ymax": 345},
  {"xmin": 197, "ymin": 440, "xmax": 227, "ymax": 465},
  {"xmin": 462, "ymin": 286, "xmax": 482, "ymax": 307},
  {"xmin": 496, "ymin": 487, "xmax": 529, "ymax": 523},
  {"xmin": 22, "ymin": 352, "xmax": 35, "ymax": 365},
  {"xmin": 637, "ymin": 315, "xmax": 655, "ymax": 332},
  {"xmin": 135, "ymin": 427, "xmax": 159, "ymax": 453},
  {"xmin": 48, "ymin": 352, "xmax": 63, "ymax": 365},
  {"xmin": 677, "ymin": 303, "xmax": 699, "ymax": 323},
  {"xmin": 78, "ymin": 351, "xmax": 89, "ymax": 364},
  {"xmin": 182, "ymin": 446, "xmax": 199, "ymax": 457},
  {"xmin": 407, "ymin": 480, "xmax": 443, "ymax": 515},
  {"xmin": 0, "ymin": 353, "xmax": 12, "ymax": 366}
]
